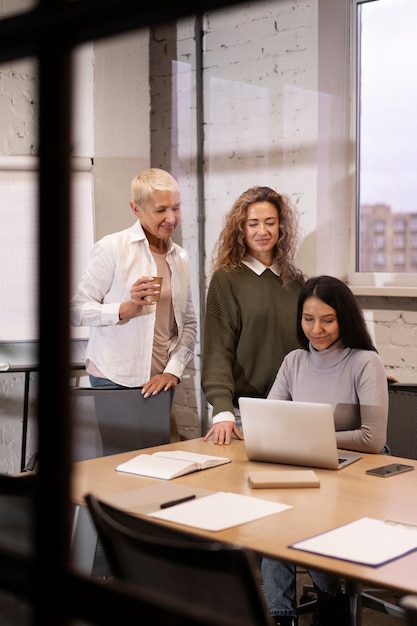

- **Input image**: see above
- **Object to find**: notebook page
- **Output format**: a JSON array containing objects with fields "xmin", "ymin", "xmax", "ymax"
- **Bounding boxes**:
[{"xmin": 148, "ymin": 491, "xmax": 291, "ymax": 531}]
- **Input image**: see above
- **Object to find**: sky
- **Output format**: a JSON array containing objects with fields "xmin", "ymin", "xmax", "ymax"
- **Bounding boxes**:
[{"xmin": 359, "ymin": 0, "xmax": 417, "ymax": 214}]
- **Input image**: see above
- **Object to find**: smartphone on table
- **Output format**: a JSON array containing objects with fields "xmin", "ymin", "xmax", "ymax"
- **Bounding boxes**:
[{"xmin": 366, "ymin": 463, "xmax": 414, "ymax": 477}]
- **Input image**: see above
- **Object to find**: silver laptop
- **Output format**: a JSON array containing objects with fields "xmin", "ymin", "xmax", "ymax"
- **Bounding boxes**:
[{"xmin": 238, "ymin": 397, "xmax": 362, "ymax": 470}]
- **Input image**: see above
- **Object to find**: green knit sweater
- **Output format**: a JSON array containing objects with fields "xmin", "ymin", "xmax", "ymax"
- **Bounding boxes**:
[{"xmin": 201, "ymin": 265, "xmax": 302, "ymax": 418}]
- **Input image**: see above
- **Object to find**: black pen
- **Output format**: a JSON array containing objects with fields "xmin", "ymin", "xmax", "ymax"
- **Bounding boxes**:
[{"xmin": 160, "ymin": 494, "xmax": 196, "ymax": 509}]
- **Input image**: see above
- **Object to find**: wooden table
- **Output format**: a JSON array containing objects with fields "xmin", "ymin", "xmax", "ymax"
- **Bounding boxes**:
[{"xmin": 71, "ymin": 437, "xmax": 417, "ymax": 624}]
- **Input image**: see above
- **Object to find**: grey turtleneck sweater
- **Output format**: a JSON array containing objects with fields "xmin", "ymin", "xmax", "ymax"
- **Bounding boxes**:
[{"xmin": 267, "ymin": 339, "xmax": 388, "ymax": 453}]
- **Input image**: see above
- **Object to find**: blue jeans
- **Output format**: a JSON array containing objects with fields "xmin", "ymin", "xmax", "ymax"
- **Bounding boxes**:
[
  {"xmin": 89, "ymin": 374, "xmax": 175, "ymax": 406},
  {"xmin": 89, "ymin": 374, "xmax": 126, "ymax": 389},
  {"xmin": 261, "ymin": 557, "xmax": 342, "ymax": 619}
]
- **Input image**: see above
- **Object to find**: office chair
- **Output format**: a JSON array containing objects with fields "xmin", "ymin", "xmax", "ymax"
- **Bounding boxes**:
[
  {"xmin": 386, "ymin": 384, "xmax": 417, "ymax": 460},
  {"xmin": 70, "ymin": 386, "xmax": 171, "ymax": 459},
  {"xmin": 85, "ymin": 493, "xmax": 274, "ymax": 626},
  {"xmin": 69, "ymin": 387, "xmax": 172, "ymax": 579}
]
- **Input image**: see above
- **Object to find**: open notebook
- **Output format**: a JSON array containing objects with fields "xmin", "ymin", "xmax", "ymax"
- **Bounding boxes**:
[{"xmin": 239, "ymin": 397, "xmax": 362, "ymax": 470}]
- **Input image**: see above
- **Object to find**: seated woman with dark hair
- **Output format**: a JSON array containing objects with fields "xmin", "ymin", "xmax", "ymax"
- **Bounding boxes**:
[{"xmin": 262, "ymin": 275, "xmax": 389, "ymax": 626}]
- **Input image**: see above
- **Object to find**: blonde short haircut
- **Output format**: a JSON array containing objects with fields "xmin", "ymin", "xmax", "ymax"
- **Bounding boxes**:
[{"xmin": 131, "ymin": 168, "xmax": 180, "ymax": 207}]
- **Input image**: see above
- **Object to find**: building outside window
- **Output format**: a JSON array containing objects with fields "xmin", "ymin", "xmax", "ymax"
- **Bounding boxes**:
[{"xmin": 355, "ymin": 0, "xmax": 417, "ymax": 278}]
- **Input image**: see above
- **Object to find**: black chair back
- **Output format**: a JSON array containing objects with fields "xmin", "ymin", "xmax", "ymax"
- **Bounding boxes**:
[{"xmin": 85, "ymin": 493, "xmax": 273, "ymax": 626}]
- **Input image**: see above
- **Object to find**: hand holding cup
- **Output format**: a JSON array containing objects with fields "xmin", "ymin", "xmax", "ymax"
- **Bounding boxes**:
[{"xmin": 144, "ymin": 276, "xmax": 163, "ymax": 303}]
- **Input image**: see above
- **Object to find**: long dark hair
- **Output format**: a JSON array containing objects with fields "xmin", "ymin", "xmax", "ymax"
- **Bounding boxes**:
[{"xmin": 296, "ymin": 275, "xmax": 377, "ymax": 351}]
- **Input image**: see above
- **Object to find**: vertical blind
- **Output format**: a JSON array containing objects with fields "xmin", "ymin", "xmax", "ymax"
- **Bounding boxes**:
[{"xmin": 0, "ymin": 156, "xmax": 94, "ymax": 341}]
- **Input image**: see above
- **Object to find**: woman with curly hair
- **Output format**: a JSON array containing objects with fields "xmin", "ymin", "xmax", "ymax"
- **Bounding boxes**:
[{"xmin": 202, "ymin": 185, "xmax": 306, "ymax": 445}]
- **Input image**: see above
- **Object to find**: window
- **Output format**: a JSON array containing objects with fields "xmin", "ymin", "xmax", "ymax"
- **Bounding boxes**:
[
  {"xmin": 393, "ymin": 235, "xmax": 405, "ymax": 249},
  {"xmin": 354, "ymin": 0, "xmax": 417, "ymax": 289},
  {"xmin": 0, "ymin": 156, "xmax": 94, "ymax": 341},
  {"xmin": 372, "ymin": 235, "xmax": 385, "ymax": 249},
  {"xmin": 393, "ymin": 219, "xmax": 406, "ymax": 233},
  {"xmin": 393, "ymin": 252, "xmax": 406, "ymax": 266},
  {"xmin": 373, "ymin": 252, "xmax": 385, "ymax": 266}
]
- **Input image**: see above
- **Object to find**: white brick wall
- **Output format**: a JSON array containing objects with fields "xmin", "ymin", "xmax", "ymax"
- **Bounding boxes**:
[{"xmin": 360, "ymin": 300, "xmax": 417, "ymax": 382}]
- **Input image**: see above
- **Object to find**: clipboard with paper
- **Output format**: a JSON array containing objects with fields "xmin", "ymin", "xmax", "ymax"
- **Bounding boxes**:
[{"xmin": 290, "ymin": 517, "xmax": 417, "ymax": 567}]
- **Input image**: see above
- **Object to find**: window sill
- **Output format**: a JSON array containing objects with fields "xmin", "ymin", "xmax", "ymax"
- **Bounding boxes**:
[{"xmin": 349, "ymin": 285, "xmax": 417, "ymax": 297}]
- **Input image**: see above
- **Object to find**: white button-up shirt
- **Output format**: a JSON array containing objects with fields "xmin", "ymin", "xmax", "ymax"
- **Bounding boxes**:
[{"xmin": 70, "ymin": 220, "xmax": 197, "ymax": 387}]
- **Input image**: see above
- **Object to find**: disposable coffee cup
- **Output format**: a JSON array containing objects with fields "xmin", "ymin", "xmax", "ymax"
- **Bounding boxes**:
[{"xmin": 145, "ymin": 276, "xmax": 163, "ymax": 302}]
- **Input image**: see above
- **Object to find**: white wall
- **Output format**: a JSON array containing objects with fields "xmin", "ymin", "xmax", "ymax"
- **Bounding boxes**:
[{"xmin": 92, "ymin": 32, "xmax": 151, "ymax": 240}]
